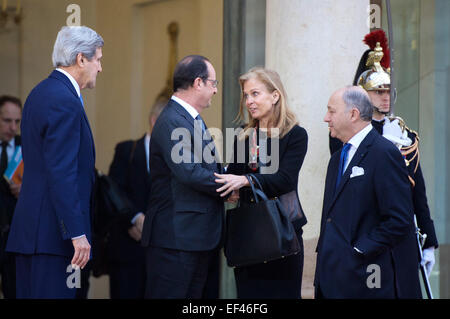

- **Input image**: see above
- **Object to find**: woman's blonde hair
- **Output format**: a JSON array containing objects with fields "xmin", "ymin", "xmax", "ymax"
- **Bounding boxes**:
[{"xmin": 236, "ymin": 67, "xmax": 298, "ymax": 138}]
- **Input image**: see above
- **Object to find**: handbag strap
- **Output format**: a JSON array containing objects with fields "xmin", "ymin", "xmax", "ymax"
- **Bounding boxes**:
[
  {"xmin": 246, "ymin": 174, "xmax": 269, "ymax": 202},
  {"xmin": 247, "ymin": 173, "xmax": 264, "ymax": 191},
  {"xmin": 245, "ymin": 175, "xmax": 258, "ymax": 203}
]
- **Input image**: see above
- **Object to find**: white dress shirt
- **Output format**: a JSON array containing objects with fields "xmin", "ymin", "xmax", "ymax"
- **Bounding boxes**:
[
  {"xmin": 145, "ymin": 133, "xmax": 150, "ymax": 173},
  {"xmin": 344, "ymin": 123, "xmax": 373, "ymax": 173},
  {"xmin": 1, "ymin": 137, "xmax": 16, "ymax": 164}
]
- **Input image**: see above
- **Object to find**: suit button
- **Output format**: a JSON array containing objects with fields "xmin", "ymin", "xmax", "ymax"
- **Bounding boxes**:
[{"xmin": 327, "ymin": 218, "xmax": 332, "ymax": 223}]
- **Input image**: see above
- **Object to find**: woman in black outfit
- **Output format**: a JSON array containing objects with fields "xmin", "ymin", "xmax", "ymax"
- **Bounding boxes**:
[{"xmin": 215, "ymin": 67, "xmax": 308, "ymax": 298}]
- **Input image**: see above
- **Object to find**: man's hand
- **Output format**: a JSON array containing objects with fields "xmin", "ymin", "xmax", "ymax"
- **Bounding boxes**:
[
  {"xmin": 134, "ymin": 213, "xmax": 145, "ymax": 233},
  {"xmin": 71, "ymin": 236, "xmax": 91, "ymax": 269},
  {"xmin": 214, "ymin": 173, "xmax": 249, "ymax": 197},
  {"xmin": 9, "ymin": 180, "xmax": 21, "ymax": 199},
  {"xmin": 128, "ymin": 225, "xmax": 142, "ymax": 242}
]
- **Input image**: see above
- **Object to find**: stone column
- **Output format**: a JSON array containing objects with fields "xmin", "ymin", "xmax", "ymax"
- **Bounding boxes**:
[{"xmin": 265, "ymin": 0, "xmax": 369, "ymax": 298}]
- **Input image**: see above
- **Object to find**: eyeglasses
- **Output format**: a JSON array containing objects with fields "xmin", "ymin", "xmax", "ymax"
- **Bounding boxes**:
[{"xmin": 206, "ymin": 79, "xmax": 219, "ymax": 88}]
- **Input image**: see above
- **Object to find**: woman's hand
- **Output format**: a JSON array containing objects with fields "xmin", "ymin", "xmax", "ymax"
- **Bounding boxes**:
[{"xmin": 214, "ymin": 173, "xmax": 250, "ymax": 197}]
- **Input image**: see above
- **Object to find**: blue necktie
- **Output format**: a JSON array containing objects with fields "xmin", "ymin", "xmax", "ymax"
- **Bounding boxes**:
[
  {"xmin": 195, "ymin": 115, "xmax": 206, "ymax": 133},
  {"xmin": 79, "ymin": 94, "xmax": 84, "ymax": 107},
  {"xmin": 196, "ymin": 114, "xmax": 217, "ymax": 162},
  {"xmin": 335, "ymin": 143, "xmax": 351, "ymax": 191}
]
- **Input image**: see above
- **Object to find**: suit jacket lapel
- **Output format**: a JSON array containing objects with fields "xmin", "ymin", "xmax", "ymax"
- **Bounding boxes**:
[
  {"xmin": 171, "ymin": 100, "xmax": 218, "ymax": 163},
  {"xmin": 49, "ymin": 70, "xmax": 96, "ymax": 161},
  {"xmin": 49, "ymin": 70, "xmax": 80, "ymax": 102},
  {"xmin": 171, "ymin": 100, "xmax": 195, "ymax": 130},
  {"xmin": 80, "ymin": 108, "xmax": 96, "ymax": 161},
  {"xmin": 325, "ymin": 129, "xmax": 376, "ymax": 217},
  {"xmin": 323, "ymin": 154, "xmax": 339, "ymax": 216}
]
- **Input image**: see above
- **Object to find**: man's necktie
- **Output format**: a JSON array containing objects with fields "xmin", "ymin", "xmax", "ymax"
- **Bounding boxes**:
[
  {"xmin": 335, "ymin": 143, "xmax": 351, "ymax": 191},
  {"xmin": 0, "ymin": 141, "xmax": 9, "ymax": 176},
  {"xmin": 196, "ymin": 114, "xmax": 217, "ymax": 163},
  {"xmin": 195, "ymin": 114, "xmax": 206, "ymax": 133}
]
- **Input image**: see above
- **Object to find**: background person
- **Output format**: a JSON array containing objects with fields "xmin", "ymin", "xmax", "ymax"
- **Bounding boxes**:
[
  {"xmin": 106, "ymin": 100, "xmax": 165, "ymax": 298},
  {"xmin": 0, "ymin": 95, "xmax": 22, "ymax": 299}
]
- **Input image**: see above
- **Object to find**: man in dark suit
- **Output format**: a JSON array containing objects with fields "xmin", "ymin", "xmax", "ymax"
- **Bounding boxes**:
[
  {"xmin": 141, "ymin": 55, "xmax": 224, "ymax": 299},
  {"xmin": 0, "ymin": 95, "xmax": 22, "ymax": 298},
  {"xmin": 355, "ymin": 41, "xmax": 438, "ymax": 277},
  {"xmin": 6, "ymin": 26, "xmax": 103, "ymax": 298},
  {"xmin": 328, "ymin": 34, "xmax": 438, "ymax": 284},
  {"xmin": 315, "ymin": 86, "xmax": 421, "ymax": 298},
  {"xmin": 106, "ymin": 101, "xmax": 165, "ymax": 299}
]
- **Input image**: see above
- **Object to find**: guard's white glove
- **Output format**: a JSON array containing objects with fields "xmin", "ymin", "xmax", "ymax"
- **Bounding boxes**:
[
  {"xmin": 421, "ymin": 247, "xmax": 435, "ymax": 278},
  {"xmin": 382, "ymin": 119, "xmax": 412, "ymax": 148}
]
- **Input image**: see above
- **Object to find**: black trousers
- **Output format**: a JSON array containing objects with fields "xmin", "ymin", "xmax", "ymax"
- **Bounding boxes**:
[
  {"xmin": 0, "ymin": 251, "xmax": 16, "ymax": 299},
  {"xmin": 202, "ymin": 248, "xmax": 220, "ymax": 299},
  {"xmin": 145, "ymin": 246, "xmax": 213, "ymax": 299},
  {"xmin": 109, "ymin": 260, "xmax": 146, "ymax": 299},
  {"xmin": 234, "ymin": 235, "xmax": 304, "ymax": 299}
]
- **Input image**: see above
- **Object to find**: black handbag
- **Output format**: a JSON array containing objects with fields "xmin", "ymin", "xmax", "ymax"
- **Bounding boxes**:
[
  {"xmin": 93, "ymin": 170, "xmax": 134, "ymax": 236},
  {"xmin": 224, "ymin": 174, "xmax": 301, "ymax": 267},
  {"xmin": 91, "ymin": 170, "xmax": 135, "ymax": 277}
]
